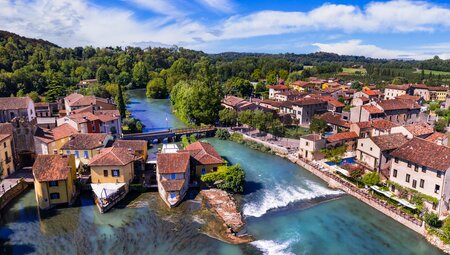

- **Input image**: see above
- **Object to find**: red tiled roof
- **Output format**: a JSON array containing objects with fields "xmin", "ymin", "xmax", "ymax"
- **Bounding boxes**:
[
  {"xmin": 320, "ymin": 96, "xmax": 345, "ymax": 107},
  {"xmin": 428, "ymin": 86, "xmax": 448, "ymax": 91},
  {"xmin": 292, "ymin": 98, "xmax": 325, "ymax": 107},
  {"xmin": 371, "ymin": 133, "xmax": 408, "ymax": 151},
  {"xmin": 363, "ymin": 90, "xmax": 383, "ymax": 96},
  {"xmin": 222, "ymin": 96, "xmax": 245, "ymax": 107},
  {"xmin": 0, "ymin": 97, "xmax": 32, "ymax": 110},
  {"xmin": 403, "ymin": 123, "xmax": 434, "ymax": 137},
  {"xmin": 34, "ymin": 124, "xmax": 78, "ymax": 144},
  {"xmin": 33, "ymin": 154, "xmax": 74, "ymax": 182},
  {"xmin": 385, "ymin": 84, "xmax": 411, "ymax": 90},
  {"xmin": 291, "ymin": 81, "xmax": 312, "ymax": 87},
  {"xmin": 371, "ymin": 119, "xmax": 398, "ymax": 130},
  {"xmin": 61, "ymin": 133, "xmax": 109, "ymax": 150},
  {"xmin": 268, "ymin": 85, "xmax": 290, "ymax": 90},
  {"xmin": 66, "ymin": 112, "xmax": 100, "ymax": 123},
  {"xmin": 391, "ymin": 138, "xmax": 450, "ymax": 171},
  {"xmin": 185, "ymin": 141, "xmax": 223, "ymax": 165},
  {"xmin": 326, "ymin": 131, "xmax": 358, "ymax": 143},
  {"xmin": 318, "ymin": 112, "xmax": 350, "ymax": 128},
  {"xmin": 156, "ymin": 152, "xmax": 190, "ymax": 174},
  {"xmin": 301, "ymin": 134, "xmax": 323, "ymax": 142},
  {"xmin": 0, "ymin": 123, "xmax": 14, "ymax": 136},
  {"xmin": 113, "ymin": 140, "xmax": 147, "ymax": 153},
  {"xmin": 425, "ymin": 132, "xmax": 447, "ymax": 143},
  {"xmin": 89, "ymin": 147, "xmax": 135, "ymax": 166},
  {"xmin": 377, "ymin": 99, "xmax": 420, "ymax": 111},
  {"xmin": 362, "ymin": 105, "xmax": 384, "ymax": 114},
  {"xmin": 160, "ymin": 179, "xmax": 185, "ymax": 192},
  {"xmin": 396, "ymin": 94, "xmax": 420, "ymax": 101}
]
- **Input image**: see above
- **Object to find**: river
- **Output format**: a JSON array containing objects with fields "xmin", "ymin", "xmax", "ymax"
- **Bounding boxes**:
[{"xmin": 0, "ymin": 89, "xmax": 443, "ymax": 255}]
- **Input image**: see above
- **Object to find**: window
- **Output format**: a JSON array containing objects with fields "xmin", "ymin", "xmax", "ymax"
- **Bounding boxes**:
[
  {"xmin": 393, "ymin": 169, "xmax": 397, "ymax": 178},
  {"xmin": 435, "ymin": 184, "xmax": 440, "ymax": 194},
  {"xmin": 370, "ymin": 147, "xmax": 373, "ymax": 151},
  {"xmin": 112, "ymin": 169, "xmax": 120, "ymax": 177},
  {"xmin": 414, "ymin": 165, "xmax": 418, "ymax": 172},
  {"xmin": 170, "ymin": 192, "xmax": 177, "ymax": 199},
  {"xmin": 103, "ymin": 170, "xmax": 108, "ymax": 177},
  {"xmin": 305, "ymin": 142, "xmax": 309, "ymax": 146},
  {"xmin": 171, "ymin": 173, "xmax": 176, "ymax": 180},
  {"xmin": 405, "ymin": 174, "xmax": 410, "ymax": 183},
  {"xmin": 74, "ymin": 151, "xmax": 79, "ymax": 158},
  {"xmin": 201, "ymin": 168, "xmax": 206, "ymax": 175},
  {"xmin": 84, "ymin": 150, "xmax": 89, "ymax": 159},
  {"xmin": 407, "ymin": 162, "xmax": 411, "ymax": 168},
  {"xmin": 437, "ymin": 171, "xmax": 442, "ymax": 178},
  {"xmin": 412, "ymin": 180, "xmax": 417, "ymax": 188},
  {"xmin": 66, "ymin": 150, "xmax": 70, "ymax": 155},
  {"xmin": 213, "ymin": 167, "xmax": 218, "ymax": 172},
  {"xmin": 49, "ymin": 181, "xmax": 58, "ymax": 187},
  {"xmin": 360, "ymin": 143, "xmax": 363, "ymax": 147},
  {"xmin": 394, "ymin": 158, "xmax": 398, "ymax": 163},
  {"xmin": 50, "ymin": 193, "xmax": 60, "ymax": 200},
  {"xmin": 422, "ymin": 167, "xmax": 427, "ymax": 173},
  {"xmin": 420, "ymin": 179, "xmax": 424, "ymax": 188},
  {"xmin": 3, "ymin": 142, "xmax": 5, "ymax": 148}
]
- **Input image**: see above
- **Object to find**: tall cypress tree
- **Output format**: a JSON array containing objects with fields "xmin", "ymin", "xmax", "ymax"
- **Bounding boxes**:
[{"xmin": 117, "ymin": 84, "xmax": 126, "ymax": 119}]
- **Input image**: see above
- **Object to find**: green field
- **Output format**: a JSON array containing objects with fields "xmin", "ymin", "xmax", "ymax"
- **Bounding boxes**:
[
  {"xmin": 414, "ymin": 69, "xmax": 450, "ymax": 75},
  {"xmin": 342, "ymin": 67, "xmax": 367, "ymax": 74}
]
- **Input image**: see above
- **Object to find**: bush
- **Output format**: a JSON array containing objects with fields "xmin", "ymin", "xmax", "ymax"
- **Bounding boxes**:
[
  {"xmin": 362, "ymin": 172, "xmax": 380, "ymax": 187},
  {"xmin": 215, "ymin": 129, "xmax": 230, "ymax": 140},
  {"xmin": 424, "ymin": 212, "xmax": 441, "ymax": 228},
  {"xmin": 181, "ymin": 135, "xmax": 189, "ymax": 148},
  {"xmin": 201, "ymin": 164, "xmax": 245, "ymax": 193},
  {"xmin": 348, "ymin": 167, "xmax": 364, "ymax": 180},
  {"xmin": 229, "ymin": 133, "xmax": 244, "ymax": 143}
]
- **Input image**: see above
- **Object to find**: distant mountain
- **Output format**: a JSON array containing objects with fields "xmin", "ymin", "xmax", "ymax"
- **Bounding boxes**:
[{"xmin": 0, "ymin": 30, "xmax": 59, "ymax": 48}]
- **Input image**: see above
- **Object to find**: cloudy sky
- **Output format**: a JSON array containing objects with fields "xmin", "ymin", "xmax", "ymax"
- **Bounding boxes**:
[{"xmin": 1, "ymin": 0, "xmax": 450, "ymax": 60}]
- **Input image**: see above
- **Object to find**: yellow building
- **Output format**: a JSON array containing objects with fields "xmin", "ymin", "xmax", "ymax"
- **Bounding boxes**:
[
  {"xmin": 112, "ymin": 139, "xmax": 148, "ymax": 162},
  {"xmin": 32, "ymin": 154, "xmax": 77, "ymax": 210},
  {"xmin": 60, "ymin": 133, "xmax": 111, "ymax": 167},
  {"xmin": 185, "ymin": 141, "xmax": 225, "ymax": 178},
  {"xmin": 0, "ymin": 133, "xmax": 15, "ymax": 178},
  {"xmin": 429, "ymin": 87, "xmax": 449, "ymax": 101},
  {"xmin": 34, "ymin": 124, "xmax": 78, "ymax": 155},
  {"xmin": 89, "ymin": 147, "xmax": 136, "ymax": 213}
]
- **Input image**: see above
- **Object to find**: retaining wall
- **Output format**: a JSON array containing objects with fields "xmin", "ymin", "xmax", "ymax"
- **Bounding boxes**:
[{"xmin": 0, "ymin": 179, "xmax": 28, "ymax": 211}]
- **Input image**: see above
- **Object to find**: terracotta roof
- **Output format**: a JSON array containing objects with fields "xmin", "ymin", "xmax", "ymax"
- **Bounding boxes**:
[
  {"xmin": 260, "ymin": 100, "xmax": 284, "ymax": 108},
  {"xmin": 320, "ymin": 96, "xmax": 345, "ymax": 107},
  {"xmin": 61, "ymin": 133, "xmax": 109, "ymax": 150},
  {"xmin": 292, "ymin": 98, "xmax": 325, "ymax": 107},
  {"xmin": 0, "ymin": 123, "xmax": 14, "ymax": 136},
  {"xmin": 185, "ymin": 141, "xmax": 223, "ymax": 165},
  {"xmin": 34, "ymin": 102, "xmax": 49, "ymax": 108},
  {"xmin": 160, "ymin": 179, "xmax": 185, "ymax": 192},
  {"xmin": 268, "ymin": 85, "xmax": 290, "ymax": 90},
  {"xmin": 403, "ymin": 123, "xmax": 434, "ymax": 137},
  {"xmin": 391, "ymin": 138, "xmax": 450, "ymax": 172},
  {"xmin": 371, "ymin": 119, "xmax": 398, "ymax": 130},
  {"xmin": 385, "ymin": 84, "xmax": 411, "ymax": 90},
  {"xmin": 113, "ymin": 140, "xmax": 147, "ymax": 153},
  {"xmin": 71, "ymin": 105, "xmax": 94, "ymax": 114},
  {"xmin": 326, "ymin": 131, "xmax": 358, "ymax": 143},
  {"xmin": 65, "ymin": 93, "xmax": 114, "ymax": 107},
  {"xmin": 321, "ymin": 88, "xmax": 341, "ymax": 93},
  {"xmin": 363, "ymin": 90, "xmax": 383, "ymax": 96},
  {"xmin": 411, "ymin": 84, "xmax": 428, "ymax": 89},
  {"xmin": 318, "ymin": 112, "xmax": 350, "ymax": 128},
  {"xmin": 0, "ymin": 97, "xmax": 32, "ymax": 110},
  {"xmin": 156, "ymin": 152, "xmax": 190, "ymax": 174},
  {"xmin": 66, "ymin": 112, "xmax": 99, "ymax": 123},
  {"xmin": 222, "ymin": 96, "xmax": 245, "ymax": 107},
  {"xmin": 291, "ymin": 80, "xmax": 313, "ymax": 87},
  {"xmin": 95, "ymin": 110, "xmax": 120, "ymax": 122},
  {"xmin": 426, "ymin": 132, "xmax": 447, "ymax": 143},
  {"xmin": 396, "ymin": 95, "xmax": 420, "ymax": 101},
  {"xmin": 89, "ymin": 147, "xmax": 135, "ymax": 166},
  {"xmin": 34, "ymin": 124, "xmax": 78, "ymax": 144},
  {"xmin": 428, "ymin": 86, "xmax": 448, "ymax": 91},
  {"xmin": 33, "ymin": 154, "xmax": 73, "ymax": 182},
  {"xmin": 371, "ymin": 133, "xmax": 408, "ymax": 151},
  {"xmin": 362, "ymin": 105, "xmax": 384, "ymax": 114},
  {"xmin": 355, "ymin": 121, "xmax": 372, "ymax": 129},
  {"xmin": 377, "ymin": 99, "xmax": 420, "ymax": 111},
  {"xmin": 0, "ymin": 133, "xmax": 11, "ymax": 141}
]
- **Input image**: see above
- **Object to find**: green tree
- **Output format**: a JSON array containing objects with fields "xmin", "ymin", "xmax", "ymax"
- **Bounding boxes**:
[
  {"xmin": 238, "ymin": 110, "xmax": 253, "ymax": 126},
  {"xmin": 27, "ymin": 91, "xmax": 41, "ymax": 102},
  {"xmin": 116, "ymin": 71, "xmax": 131, "ymax": 86},
  {"xmin": 201, "ymin": 164, "xmax": 246, "ymax": 193},
  {"xmin": 132, "ymin": 61, "xmax": 148, "ymax": 88},
  {"xmin": 362, "ymin": 172, "xmax": 380, "ymax": 186},
  {"xmin": 96, "ymin": 66, "xmax": 109, "ymax": 84},
  {"xmin": 181, "ymin": 135, "xmax": 189, "ymax": 148},
  {"xmin": 215, "ymin": 129, "xmax": 230, "ymax": 140},
  {"xmin": 219, "ymin": 108, "xmax": 238, "ymax": 126},
  {"xmin": 435, "ymin": 119, "xmax": 448, "ymax": 133},
  {"xmin": 146, "ymin": 77, "xmax": 168, "ymax": 99},
  {"xmin": 310, "ymin": 118, "xmax": 327, "ymax": 134},
  {"xmin": 116, "ymin": 84, "xmax": 126, "ymax": 119},
  {"xmin": 424, "ymin": 212, "xmax": 440, "ymax": 228},
  {"xmin": 224, "ymin": 77, "xmax": 254, "ymax": 98},
  {"xmin": 189, "ymin": 134, "xmax": 197, "ymax": 143},
  {"xmin": 321, "ymin": 146, "xmax": 346, "ymax": 164}
]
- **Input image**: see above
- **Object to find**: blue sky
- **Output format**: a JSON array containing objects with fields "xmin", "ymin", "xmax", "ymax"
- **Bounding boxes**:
[{"xmin": 1, "ymin": 0, "xmax": 450, "ymax": 59}]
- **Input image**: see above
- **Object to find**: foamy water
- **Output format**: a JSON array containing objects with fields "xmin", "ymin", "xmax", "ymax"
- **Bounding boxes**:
[
  {"xmin": 243, "ymin": 181, "xmax": 342, "ymax": 218},
  {"xmin": 252, "ymin": 240, "xmax": 295, "ymax": 255}
]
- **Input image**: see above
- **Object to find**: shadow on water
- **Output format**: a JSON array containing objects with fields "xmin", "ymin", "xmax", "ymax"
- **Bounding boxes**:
[
  {"xmin": 0, "ymin": 227, "xmax": 35, "ymax": 254},
  {"xmin": 242, "ymin": 181, "xmax": 263, "ymax": 195},
  {"xmin": 130, "ymin": 109, "xmax": 147, "ymax": 113}
]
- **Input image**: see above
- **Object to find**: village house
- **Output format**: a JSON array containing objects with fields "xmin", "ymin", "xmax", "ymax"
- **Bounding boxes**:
[
  {"xmin": 60, "ymin": 133, "xmax": 112, "ymax": 167},
  {"xmin": 320, "ymin": 96, "xmax": 345, "ymax": 113},
  {"xmin": 298, "ymin": 134, "xmax": 326, "ymax": 161},
  {"xmin": 34, "ymin": 123, "xmax": 79, "ymax": 155},
  {"xmin": 356, "ymin": 133, "xmax": 408, "ymax": 177},
  {"xmin": 350, "ymin": 104, "xmax": 385, "ymax": 123},
  {"xmin": 64, "ymin": 93, "xmax": 116, "ymax": 114},
  {"xmin": 351, "ymin": 96, "xmax": 370, "ymax": 107},
  {"xmin": 185, "ymin": 141, "xmax": 225, "ymax": 179},
  {"xmin": 389, "ymin": 138, "xmax": 450, "ymax": 217},
  {"xmin": 292, "ymin": 98, "xmax": 327, "ymax": 126},
  {"xmin": 89, "ymin": 147, "xmax": 136, "ymax": 213},
  {"xmin": 429, "ymin": 86, "xmax": 449, "ymax": 101},
  {"xmin": 425, "ymin": 132, "xmax": 449, "ymax": 146},
  {"xmin": 384, "ymin": 84, "xmax": 412, "ymax": 100},
  {"xmin": 278, "ymin": 101, "xmax": 295, "ymax": 116},
  {"xmin": 350, "ymin": 119, "xmax": 399, "ymax": 138},
  {"xmin": 0, "ymin": 97, "xmax": 36, "ymax": 123},
  {"xmin": 290, "ymin": 80, "xmax": 314, "ymax": 92},
  {"xmin": 274, "ymin": 90, "xmax": 306, "ymax": 102},
  {"xmin": 66, "ymin": 107, "xmax": 122, "ymax": 137},
  {"xmin": 57, "ymin": 112, "xmax": 101, "ymax": 134},
  {"xmin": 156, "ymin": 151, "xmax": 190, "ymax": 207},
  {"xmin": 321, "ymin": 87, "xmax": 342, "ymax": 99},
  {"xmin": 113, "ymin": 139, "xmax": 148, "ymax": 173},
  {"xmin": 221, "ymin": 96, "xmax": 258, "ymax": 112},
  {"xmin": 376, "ymin": 99, "xmax": 421, "ymax": 125},
  {"xmin": 354, "ymin": 89, "xmax": 383, "ymax": 102},
  {"xmin": 317, "ymin": 112, "xmax": 351, "ymax": 133},
  {"xmin": 268, "ymin": 85, "xmax": 290, "ymax": 99},
  {"xmin": 0, "ymin": 132, "xmax": 15, "ymax": 178},
  {"xmin": 391, "ymin": 123, "xmax": 434, "ymax": 139},
  {"xmin": 325, "ymin": 131, "xmax": 359, "ymax": 150},
  {"xmin": 32, "ymin": 154, "xmax": 77, "ymax": 210},
  {"xmin": 2, "ymin": 118, "xmax": 37, "ymax": 168}
]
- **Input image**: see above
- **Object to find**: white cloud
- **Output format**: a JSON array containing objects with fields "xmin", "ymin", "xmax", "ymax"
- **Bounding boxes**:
[
  {"xmin": 313, "ymin": 40, "xmax": 450, "ymax": 60},
  {"xmin": 196, "ymin": 0, "xmax": 234, "ymax": 13},
  {"xmin": 127, "ymin": 0, "xmax": 186, "ymax": 18}
]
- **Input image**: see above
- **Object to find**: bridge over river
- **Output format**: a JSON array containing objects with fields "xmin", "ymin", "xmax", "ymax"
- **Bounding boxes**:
[{"xmin": 122, "ymin": 126, "xmax": 216, "ymax": 143}]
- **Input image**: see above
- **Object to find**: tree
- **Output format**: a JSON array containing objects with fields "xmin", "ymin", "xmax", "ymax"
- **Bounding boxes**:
[
  {"xmin": 224, "ymin": 77, "xmax": 253, "ymax": 98},
  {"xmin": 146, "ymin": 77, "xmax": 168, "ymax": 99},
  {"xmin": 181, "ymin": 135, "xmax": 189, "ymax": 148},
  {"xmin": 215, "ymin": 129, "xmax": 230, "ymax": 140},
  {"xmin": 435, "ymin": 119, "xmax": 448, "ymax": 133},
  {"xmin": 201, "ymin": 164, "xmax": 245, "ymax": 193},
  {"xmin": 116, "ymin": 71, "xmax": 131, "ymax": 86},
  {"xmin": 238, "ymin": 110, "xmax": 253, "ymax": 126},
  {"xmin": 321, "ymin": 146, "xmax": 346, "ymax": 164},
  {"xmin": 362, "ymin": 172, "xmax": 380, "ymax": 186},
  {"xmin": 219, "ymin": 108, "xmax": 238, "ymax": 126},
  {"xmin": 442, "ymin": 217, "xmax": 450, "ymax": 241},
  {"xmin": 96, "ymin": 66, "xmax": 109, "ymax": 84},
  {"xmin": 266, "ymin": 72, "xmax": 277, "ymax": 85},
  {"xmin": 424, "ymin": 212, "xmax": 440, "ymax": 228},
  {"xmin": 310, "ymin": 118, "xmax": 327, "ymax": 134},
  {"xmin": 27, "ymin": 91, "xmax": 41, "ymax": 102},
  {"xmin": 132, "ymin": 61, "xmax": 148, "ymax": 88},
  {"xmin": 189, "ymin": 134, "xmax": 197, "ymax": 143},
  {"xmin": 116, "ymin": 84, "xmax": 126, "ymax": 119}
]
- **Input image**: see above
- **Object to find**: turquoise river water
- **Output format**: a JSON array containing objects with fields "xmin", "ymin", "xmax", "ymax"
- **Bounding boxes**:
[{"xmin": 0, "ymin": 89, "xmax": 444, "ymax": 254}]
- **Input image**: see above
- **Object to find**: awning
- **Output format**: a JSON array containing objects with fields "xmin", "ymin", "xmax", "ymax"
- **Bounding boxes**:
[
  {"xmin": 91, "ymin": 183, "xmax": 126, "ymax": 199},
  {"xmin": 370, "ymin": 186, "xmax": 417, "ymax": 210}
]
